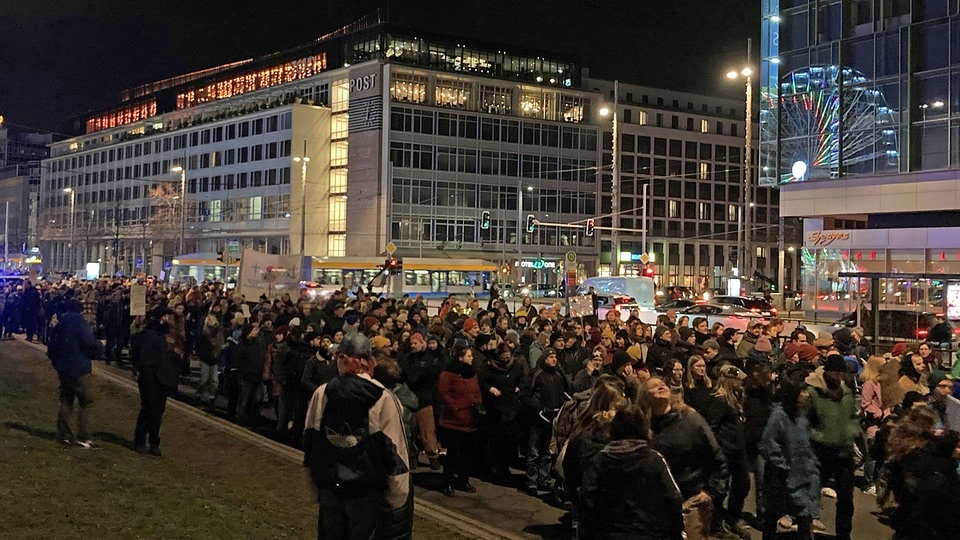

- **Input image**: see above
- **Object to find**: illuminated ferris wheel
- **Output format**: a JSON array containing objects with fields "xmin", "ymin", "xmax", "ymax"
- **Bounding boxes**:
[{"xmin": 761, "ymin": 65, "xmax": 899, "ymax": 183}]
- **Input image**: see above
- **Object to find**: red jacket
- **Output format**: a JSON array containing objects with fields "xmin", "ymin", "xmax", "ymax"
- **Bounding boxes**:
[{"xmin": 438, "ymin": 366, "xmax": 482, "ymax": 432}]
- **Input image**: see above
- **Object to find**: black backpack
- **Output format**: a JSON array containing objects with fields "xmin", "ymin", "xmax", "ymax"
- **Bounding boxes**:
[{"xmin": 306, "ymin": 405, "xmax": 388, "ymax": 497}]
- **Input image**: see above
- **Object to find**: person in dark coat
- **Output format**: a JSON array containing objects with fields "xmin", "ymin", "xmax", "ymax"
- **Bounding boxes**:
[
  {"xmin": 402, "ymin": 333, "xmax": 447, "ymax": 468},
  {"xmin": 235, "ymin": 323, "xmax": 266, "ymax": 427},
  {"xmin": 521, "ymin": 347, "xmax": 569, "ymax": 495},
  {"xmin": 884, "ymin": 406, "xmax": 960, "ymax": 540},
  {"xmin": 646, "ymin": 327, "xmax": 675, "ymax": 376},
  {"xmin": 585, "ymin": 405, "xmax": 685, "ymax": 540},
  {"xmin": 639, "ymin": 376, "xmax": 729, "ymax": 540},
  {"xmin": 19, "ymin": 280, "xmax": 43, "ymax": 342},
  {"xmin": 479, "ymin": 343, "xmax": 525, "ymax": 479},
  {"xmin": 102, "ymin": 286, "xmax": 131, "ymax": 365},
  {"xmin": 437, "ymin": 345, "xmax": 483, "ymax": 496},
  {"xmin": 49, "ymin": 299, "xmax": 105, "ymax": 447},
  {"xmin": 131, "ymin": 316, "xmax": 181, "ymax": 456}
]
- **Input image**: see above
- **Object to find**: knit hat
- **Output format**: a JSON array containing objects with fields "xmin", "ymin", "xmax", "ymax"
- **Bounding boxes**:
[
  {"xmin": 504, "ymin": 329, "xmax": 521, "ymax": 346},
  {"xmin": 702, "ymin": 339, "xmax": 720, "ymax": 351},
  {"xmin": 426, "ymin": 333, "xmax": 442, "ymax": 344},
  {"xmin": 463, "ymin": 318, "xmax": 479, "ymax": 332},
  {"xmin": 550, "ymin": 331, "xmax": 564, "ymax": 344},
  {"xmin": 747, "ymin": 319, "xmax": 763, "ymax": 330},
  {"xmin": 929, "ymin": 370, "xmax": 953, "ymax": 392},
  {"xmin": 678, "ymin": 327, "xmax": 695, "ymax": 342},
  {"xmin": 754, "ymin": 335, "xmax": 773, "ymax": 353},
  {"xmin": 363, "ymin": 316, "xmax": 380, "ymax": 331},
  {"xmin": 610, "ymin": 350, "xmax": 633, "ymax": 374},
  {"xmin": 823, "ymin": 354, "xmax": 847, "ymax": 373},
  {"xmin": 289, "ymin": 317, "xmax": 301, "ymax": 328},
  {"xmin": 813, "ymin": 336, "xmax": 834, "ymax": 349},
  {"xmin": 601, "ymin": 328, "xmax": 616, "ymax": 341},
  {"xmin": 371, "ymin": 335, "xmax": 392, "ymax": 350},
  {"xmin": 339, "ymin": 332, "xmax": 372, "ymax": 357},
  {"xmin": 409, "ymin": 332, "xmax": 425, "ymax": 345},
  {"xmin": 890, "ymin": 342, "xmax": 908, "ymax": 357},
  {"xmin": 626, "ymin": 344, "xmax": 644, "ymax": 362},
  {"xmin": 795, "ymin": 343, "xmax": 820, "ymax": 362},
  {"xmin": 541, "ymin": 347, "xmax": 557, "ymax": 359}
]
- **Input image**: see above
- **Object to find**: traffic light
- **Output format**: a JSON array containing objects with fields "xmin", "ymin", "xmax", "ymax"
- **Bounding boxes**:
[
  {"xmin": 387, "ymin": 257, "xmax": 403, "ymax": 275},
  {"xmin": 526, "ymin": 214, "xmax": 537, "ymax": 233},
  {"xmin": 585, "ymin": 218, "xmax": 595, "ymax": 237},
  {"xmin": 480, "ymin": 210, "xmax": 491, "ymax": 230},
  {"xmin": 642, "ymin": 263, "xmax": 655, "ymax": 278}
]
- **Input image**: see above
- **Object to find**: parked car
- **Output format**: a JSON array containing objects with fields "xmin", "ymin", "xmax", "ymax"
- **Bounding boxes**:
[
  {"xmin": 655, "ymin": 298, "xmax": 698, "ymax": 313},
  {"xmin": 834, "ymin": 310, "xmax": 957, "ymax": 342},
  {"xmin": 519, "ymin": 283, "xmax": 562, "ymax": 299},
  {"xmin": 679, "ymin": 303, "xmax": 767, "ymax": 332},
  {"xmin": 712, "ymin": 295, "xmax": 778, "ymax": 317}
]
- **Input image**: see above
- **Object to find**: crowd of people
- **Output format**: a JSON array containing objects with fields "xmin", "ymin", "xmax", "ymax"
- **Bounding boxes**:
[{"xmin": 6, "ymin": 275, "xmax": 960, "ymax": 540}]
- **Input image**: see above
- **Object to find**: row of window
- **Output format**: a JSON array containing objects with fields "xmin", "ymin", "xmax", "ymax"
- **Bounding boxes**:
[
  {"xmin": 48, "ymin": 112, "xmax": 295, "ymax": 173},
  {"xmin": 390, "ymin": 218, "xmax": 595, "ymax": 248},
  {"xmin": 390, "ymin": 107, "xmax": 600, "ymax": 150},
  {"xmin": 391, "ymin": 178, "xmax": 597, "ymax": 215},
  {"xmin": 389, "ymin": 142, "xmax": 598, "ymax": 180}
]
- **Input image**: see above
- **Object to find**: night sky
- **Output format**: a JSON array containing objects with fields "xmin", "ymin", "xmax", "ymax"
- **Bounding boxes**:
[{"xmin": 0, "ymin": 0, "xmax": 759, "ymax": 134}]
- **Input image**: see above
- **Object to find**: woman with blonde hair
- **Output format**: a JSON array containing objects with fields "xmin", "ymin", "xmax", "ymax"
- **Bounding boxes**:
[
  {"xmin": 684, "ymin": 354, "xmax": 713, "ymax": 412},
  {"xmin": 860, "ymin": 356, "xmax": 889, "ymax": 495}
]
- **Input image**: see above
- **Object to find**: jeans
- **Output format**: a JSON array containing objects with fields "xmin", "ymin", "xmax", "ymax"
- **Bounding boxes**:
[
  {"xmin": 526, "ymin": 422, "xmax": 552, "ymax": 489},
  {"xmin": 58, "ymin": 374, "xmax": 94, "ymax": 442},
  {"xmin": 813, "ymin": 441, "xmax": 855, "ymax": 540},
  {"xmin": 197, "ymin": 363, "xmax": 219, "ymax": 404},
  {"xmin": 237, "ymin": 379, "xmax": 261, "ymax": 426},
  {"xmin": 316, "ymin": 488, "xmax": 383, "ymax": 540}
]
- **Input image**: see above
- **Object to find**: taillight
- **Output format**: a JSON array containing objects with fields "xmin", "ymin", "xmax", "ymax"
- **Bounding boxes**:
[
  {"xmin": 750, "ymin": 308, "xmax": 760, "ymax": 313},
  {"xmin": 917, "ymin": 328, "xmax": 929, "ymax": 339}
]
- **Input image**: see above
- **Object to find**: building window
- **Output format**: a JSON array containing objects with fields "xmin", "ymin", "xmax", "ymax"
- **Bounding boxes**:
[
  {"xmin": 332, "ymin": 114, "xmax": 349, "ymax": 139},
  {"xmin": 699, "ymin": 162, "xmax": 708, "ymax": 180},
  {"xmin": 330, "ymin": 169, "xmax": 347, "ymax": 193},
  {"xmin": 329, "ymin": 196, "xmax": 347, "ymax": 231},
  {"xmin": 728, "ymin": 204, "xmax": 737, "ymax": 221},
  {"xmin": 480, "ymin": 85, "xmax": 513, "ymax": 115},
  {"xmin": 390, "ymin": 73, "xmax": 428, "ymax": 104},
  {"xmin": 331, "ymin": 141, "xmax": 349, "ymax": 167},
  {"xmin": 701, "ymin": 119, "xmax": 709, "ymax": 133},
  {"xmin": 436, "ymin": 78, "xmax": 472, "ymax": 108},
  {"xmin": 669, "ymin": 200, "xmax": 679, "ymax": 218},
  {"xmin": 332, "ymin": 79, "xmax": 349, "ymax": 113},
  {"xmin": 698, "ymin": 202, "xmax": 710, "ymax": 220},
  {"xmin": 327, "ymin": 234, "xmax": 345, "ymax": 257}
]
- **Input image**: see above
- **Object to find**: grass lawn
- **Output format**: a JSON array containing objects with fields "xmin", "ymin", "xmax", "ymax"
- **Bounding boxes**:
[{"xmin": 0, "ymin": 340, "xmax": 465, "ymax": 539}]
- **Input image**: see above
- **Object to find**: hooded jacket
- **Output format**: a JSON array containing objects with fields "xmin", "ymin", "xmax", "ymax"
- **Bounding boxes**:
[
  {"xmin": 804, "ymin": 367, "xmax": 861, "ymax": 448},
  {"xmin": 303, "ymin": 373, "xmax": 410, "ymax": 510},
  {"xmin": 586, "ymin": 439, "xmax": 685, "ymax": 540},
  {"xmin": 759, "ymin": 404, "xmax": 820, "ymax": 517}
]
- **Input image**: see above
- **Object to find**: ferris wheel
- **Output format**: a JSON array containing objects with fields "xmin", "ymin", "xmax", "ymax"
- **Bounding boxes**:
[{"xmin": 761, "ymin": 65, "xmax": 899, "ymax": 183}]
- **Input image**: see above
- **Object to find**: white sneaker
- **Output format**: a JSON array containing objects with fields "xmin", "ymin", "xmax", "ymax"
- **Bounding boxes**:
[
  {"xmin": 75, "ymin": 439, "xmax": 97, "ymax": 449},
  {"xmin": 863, "ymin": 485, "xmax": 877, "ymax": 496},
  {"xmin": 821, "ymin": 486, "xmax": 837, "ymax": 498}
]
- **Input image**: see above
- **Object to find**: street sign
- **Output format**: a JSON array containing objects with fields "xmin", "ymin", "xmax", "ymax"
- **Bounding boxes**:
[
  {"xmin": 386, "ymin": 241, "xmax": 397, "ymax": 255},
  {"xmin": 565, "ymin": 251, "xmax": 577, "ymax": 264},
  {"xmin": 639, "ymin": 253, "xmax": 650, "ymax": 264}
]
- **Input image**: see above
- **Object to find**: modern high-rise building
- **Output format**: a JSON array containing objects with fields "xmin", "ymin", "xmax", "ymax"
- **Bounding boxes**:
[
  {"xmin": 762, "ymin": 2, "xmax": 960, "ymax": 312},
  {"xmin": 39, "ymin": 13, "xmax": 777, "ymax": 292}
]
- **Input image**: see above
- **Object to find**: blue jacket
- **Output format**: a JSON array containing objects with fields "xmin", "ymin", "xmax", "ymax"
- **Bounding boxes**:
[
  {"xmin": 50, "ymin": 311, "xmax": 105, "ymax": 380},
  {"xmin": 759, "ymin": 404, "xmax": 820, "ymax": 517}
]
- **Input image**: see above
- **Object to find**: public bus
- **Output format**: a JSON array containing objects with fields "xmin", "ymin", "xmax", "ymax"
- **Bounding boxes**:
[{"xmin": 169, "ymin": 253, "xmax": 239, "ymax": 287}]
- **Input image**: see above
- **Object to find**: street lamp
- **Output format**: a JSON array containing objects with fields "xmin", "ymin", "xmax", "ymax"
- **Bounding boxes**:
[
  {"xmin": 63, "ymin": 187, "xmax": 75, "ymax": 272},
  {"xmin": 293, "ymin": 145, "xmax": 310, "ymax": 256},
  {"xmin": 599, "ymin": 80, "xmax": 620, "ymax": 276},
  {"xmin": 727, "ymin": 62, "xmax": 753, "ymax": 289},
  {"xmin": 171, "ymin": 166, "xmax": 186, "ymax": 255}
]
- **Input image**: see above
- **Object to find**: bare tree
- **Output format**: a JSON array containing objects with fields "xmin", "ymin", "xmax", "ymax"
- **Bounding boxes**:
[{"xmin": 148, "ymin": 183, "xmax": 181, "ymax": 253}]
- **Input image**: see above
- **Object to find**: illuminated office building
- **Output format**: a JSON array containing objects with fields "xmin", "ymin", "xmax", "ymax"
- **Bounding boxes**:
[
  {"xmin": 763, "ymin": 2, "xmax": 960, "ymax": 311},
  {"xmin": 41, "ymin": 13, "xmax": 772, "ymax": 290}
]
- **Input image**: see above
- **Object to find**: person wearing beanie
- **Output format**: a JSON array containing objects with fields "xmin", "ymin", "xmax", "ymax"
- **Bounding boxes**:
[
  {"xmin": 898, "ymin": 352, "xmax": 930, "ymax": 397},
  {"xmin": 521, "ymin": 346, "xmax": 569, "ymax": 495},
  {"xmin": 362, "ymin": 316, "xmax": 381, "ymax": 335},
  {"xmin": 736, "ymin": 320, "xmax": 764, "ymax": 359},
  {"xmin": 646, "ymin": 327, "xmax": 675, "ymax": 376},
  {"xmin": 303, "ymin": 329, "xmax": 412, "ymax": 539},
  {"xmin": 745, "ymin": 335, "xmax": 773, "ymax": 372},
  {"xmin": 371, "ymin": 334, "xmax": 392, "ymax": 352},
  {"xmin": 803, "ymin": 353, "xmax": 860, "ymax": 540}
]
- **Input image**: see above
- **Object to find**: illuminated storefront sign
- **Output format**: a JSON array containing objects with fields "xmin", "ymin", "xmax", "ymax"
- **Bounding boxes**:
[
  {"xmin": 515, "ymin": 259, "xmax": 558, "ymax": 269},
  {"xmin": 807, "ymin": 231, "xmax": 850, "ymax": 247}
]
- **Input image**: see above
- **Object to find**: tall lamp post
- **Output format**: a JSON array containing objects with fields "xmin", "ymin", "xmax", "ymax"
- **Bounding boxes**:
[
  {"xmin": 599, "ymin": 80, "xmax": 620, "ymax": 276},
  {"xmin": 171, "ymin": 166, "xmax": 187, "ymax": 255},
  {"xmin": 727, "ymin": 60, "xmax": 753, "ymax": 289},
  {"xmin": 293, "ymin": 143, "xmax": 310, "ymax": 256},
  {"xmin": 63, "ymin": 187, "xmax": 76, "ymax": 273}
]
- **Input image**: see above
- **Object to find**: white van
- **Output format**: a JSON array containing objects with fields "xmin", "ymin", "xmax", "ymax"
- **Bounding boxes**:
[{"xmin": 577, "ymin": 276, "xmax": 656, "ymax": 309}]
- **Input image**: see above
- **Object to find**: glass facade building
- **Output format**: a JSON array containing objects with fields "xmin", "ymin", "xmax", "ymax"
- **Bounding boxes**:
[{"xmin": 763, "ymin": 1, "xmax": 960, "ymax": 313}]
